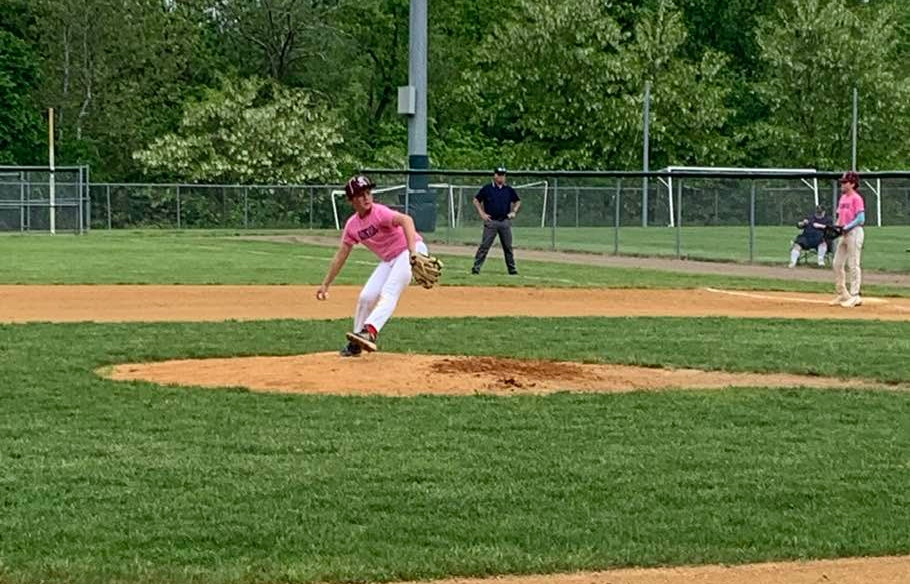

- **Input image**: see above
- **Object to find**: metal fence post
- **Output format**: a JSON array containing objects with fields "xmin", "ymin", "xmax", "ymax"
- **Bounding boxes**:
[
  {"xmin": 551, "ymin": 177, "xmax": 558, "ymax": 251},
  {"xmin": 25, "ymin": 178, "xmax": 30, "ymax": 231},
  {"xmin": 614, "ymin": 179, "xmax": 621, "ymax": 255},
  {"xmin": 831, "ymin": 180, "xmax": 838, "ymax": 215},
  {"xmin": 456, "ymin": 187, "xmax": 463, "ymax": 228},
  {"xmin": 575, "ymin": 186, "xmax": 579, "ymax": 228},
  {"xmin": 243, "ymin": 187, "xmax": 249, "ymax": 229},
  {"xmin": 176, "ymin": 185, "xmax": 182, "ymax": 229},
  {"xmin": 876, "ymin": 178, "xmax": 882, "ymax": 227},
  {"xmin": 85, "ymin": 165, "xmax": 91, "ymax": 232},
  {"xmin": 78, "ymin": 166, "xmax": 85, "ymax": 234},
  {"xmin": 19, "ymin": 172, "xmax": 25, "ymax": 232},
  {"xmin": 749, "ymin": 181, "xmax": 756, "ymax": 263},
  {"xmin": 309, "ymin": 187, "xmax": 314, "ymax": 230},
  {"xmin": 675, "ymin": 179, "xmax": 682, "ymax": 258},
  {"xmin": 446, "ymin": 184, "xmax": 452, "ymax": 245},
  {"xmin": 106, "ymin": 185, "xmax": 111, "ymax": 229}
]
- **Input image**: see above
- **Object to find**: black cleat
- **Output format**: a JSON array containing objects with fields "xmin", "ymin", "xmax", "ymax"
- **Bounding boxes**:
[
  {"xmin": 346, "ymin": 328, "xmax": 378, "ymax": 352},
  {"xmin": 339, "ymin": 341, "xmax": 362, "ymax": 357}
]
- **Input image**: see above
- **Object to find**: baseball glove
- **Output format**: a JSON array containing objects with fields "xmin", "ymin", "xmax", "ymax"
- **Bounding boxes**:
[
  {"xmin": 823, "ymin": 225, "xmax": 844, "ymax": 240},
  {"xmin": 410, "ymin": 253, "xmax": 443, "ymax": 289}
]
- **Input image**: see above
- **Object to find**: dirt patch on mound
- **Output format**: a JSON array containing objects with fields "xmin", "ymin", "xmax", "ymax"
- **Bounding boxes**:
[
  {"xmin": 432, "ymin": 356, "xmax": 599, "ymax": 390},
  {"xmin": 398, "ymin": 555, "xmax": 910, "ymax": 584},
  {"xmin": 104, "ymin": 353, "xmax": 898, "ymax": 396}
]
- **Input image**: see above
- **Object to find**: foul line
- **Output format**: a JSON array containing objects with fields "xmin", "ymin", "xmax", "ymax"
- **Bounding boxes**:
[{"xmin": 704, "ymin": 287, "xmax": 891, "ymax": 306}]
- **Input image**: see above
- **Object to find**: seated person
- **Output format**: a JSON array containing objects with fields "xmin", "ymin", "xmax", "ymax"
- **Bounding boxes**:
[{"xmin": 789, "ymin": 204, "xmax": 834, "ymax": 268}]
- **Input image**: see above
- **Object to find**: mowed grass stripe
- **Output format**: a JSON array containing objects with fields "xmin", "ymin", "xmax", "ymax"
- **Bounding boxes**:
[
  {"xmin": 0, "ymin": 317, "xmax": 908, "ymax": 583},
  {"xmin": 0, "ymin": 231, "xmax": 908, "ymax": 296}
]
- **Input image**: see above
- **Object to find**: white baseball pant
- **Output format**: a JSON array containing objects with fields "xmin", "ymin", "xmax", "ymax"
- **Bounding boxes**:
[
  {"xmin": 354, "ymin": 241, "xmax": 428, "ymax": 333},
  {"xmin": 833, "ymin": 227, "xmax": 864, "ymax": 298}
]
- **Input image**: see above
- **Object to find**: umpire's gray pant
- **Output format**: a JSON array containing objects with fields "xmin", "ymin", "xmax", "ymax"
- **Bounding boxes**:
[{"xmin": 472, "ymin": 219, "xmax": 516, "ymax": 273}]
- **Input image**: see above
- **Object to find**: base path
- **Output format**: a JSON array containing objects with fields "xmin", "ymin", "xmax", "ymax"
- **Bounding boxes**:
[
  {"xmin": 397, "ymin": 556, "xmax": 910, "ymax": 584},
  {"xmin": 2, "ymin": 285, "xmax": 909, "ymax": 323}
]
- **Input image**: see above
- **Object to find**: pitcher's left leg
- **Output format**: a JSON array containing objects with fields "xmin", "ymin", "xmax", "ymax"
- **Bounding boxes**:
[
  {"xmin": 848, "ymin": 227, "xmax": 864, "ymax": 298},
  {"xmin": 366, "ymin": 242, "xmax": 428, "ymax": 331},
  {"xmin": 831, "ymin": 237, "xmax": 849, "ymax": 304}
]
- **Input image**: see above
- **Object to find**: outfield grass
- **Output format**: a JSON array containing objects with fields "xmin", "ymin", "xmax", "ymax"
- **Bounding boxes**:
[
  {"xmin": 300, "ymin": 224, "xmax": 910, "ymax": 272},
  {"xmin": 1, "ymin": 230, "xmax": 908, "ymax": 296},
  {"xmin": 1, "ymin": 317, "xmax": 909, "ymax": 584},
  {"xmin": 426, "ymin": 225, "xmax": 910, "ymax": 272}
]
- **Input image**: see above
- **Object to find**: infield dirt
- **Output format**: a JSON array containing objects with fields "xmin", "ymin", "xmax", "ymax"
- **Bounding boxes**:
[{"xmin": 2, "ymin": 285, "xmax": 909, "ymax": 322}]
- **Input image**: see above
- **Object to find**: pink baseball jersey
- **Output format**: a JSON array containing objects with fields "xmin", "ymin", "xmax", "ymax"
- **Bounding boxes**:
[
  {"xmin": 836, "ymin": 191, "xmax": 865, "ymax": 227},
  {"xmin": 342, "ymin": 203, "xmax": 422, "ymax": 261}
]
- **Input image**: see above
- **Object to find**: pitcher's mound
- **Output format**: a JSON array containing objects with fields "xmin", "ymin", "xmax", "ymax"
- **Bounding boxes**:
[{"xmin": 104, "ymin": 353, "xmax": 893, "ymax": 396}]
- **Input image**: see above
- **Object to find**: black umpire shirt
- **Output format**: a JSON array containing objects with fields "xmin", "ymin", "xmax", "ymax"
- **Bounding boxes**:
[{"xmin": 475, "ymin": 182, "xmax": 520, "ymax": 221}]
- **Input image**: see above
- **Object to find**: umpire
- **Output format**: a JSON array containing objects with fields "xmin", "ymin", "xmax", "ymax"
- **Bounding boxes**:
[{"xmin": 471, "ymin": 166, "xmax": 521, "ymax": 275}]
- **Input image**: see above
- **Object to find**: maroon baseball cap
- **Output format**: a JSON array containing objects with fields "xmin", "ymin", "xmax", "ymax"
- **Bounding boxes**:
[
  {"xmin": 839, "ymin": 171, "xmax": 860, "ymax": 185},
  {"xmin": 345, "ymin": 175, "xmax": 376, "ymax": 198}
]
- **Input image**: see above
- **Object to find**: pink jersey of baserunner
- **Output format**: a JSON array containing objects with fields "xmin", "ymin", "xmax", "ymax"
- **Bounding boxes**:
[
  {"xmin": 836, "ymin": 191, "xmax": 865, "ymax": 227},
  {"xmin": 342, "ymin": 203, "xmax": 422, "ymax": 261}
]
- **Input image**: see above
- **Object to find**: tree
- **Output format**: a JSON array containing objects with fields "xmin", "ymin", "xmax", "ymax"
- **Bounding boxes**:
[
  {"xmin": 209, "ymin": 0, "xmax": 347, "ymax": 85},
  {"xmin": 33, "ymin": 0, "xmax": 226, "ymax": 178},
  {"xmin": 333, "ymin": 0, "xmax": 409, "ymax": 154},
  {"xmin": 0, "ymin": 0, "xmax": 43, "ymax": 164},
  {"xmin": 134, "ymin": 77, "xmax": 346, "ymax": 184},
  {"xmin": 753, "ymin": 0, "xmax": 910, "ymax": 169},
  {"xmin": 454, "ymin": 0, "xmax": 735, "ymax": 169},
  {"xmin": 624, "ymin": 1, "xmax": 736, "ymax": 167}
]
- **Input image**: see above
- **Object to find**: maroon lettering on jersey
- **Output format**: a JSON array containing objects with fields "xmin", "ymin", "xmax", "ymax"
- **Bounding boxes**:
[{"xmin": 358, "ymin": 225, "xmax": 379, "ymax": 241}]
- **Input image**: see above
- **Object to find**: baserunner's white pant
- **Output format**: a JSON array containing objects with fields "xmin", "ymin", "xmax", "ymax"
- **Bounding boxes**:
[
  {"xmin": 833, "ymin": 227, "xmax": 864, "ymax": 298},
  {"xmin": 354, "ymin": 241, "xmax": 428, "ymax": 333}
]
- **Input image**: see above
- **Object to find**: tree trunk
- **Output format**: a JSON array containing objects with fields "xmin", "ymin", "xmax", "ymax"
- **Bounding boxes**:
[{"xmin": 76, "ymin": 17, "xmax": 92, "ymax": 141}]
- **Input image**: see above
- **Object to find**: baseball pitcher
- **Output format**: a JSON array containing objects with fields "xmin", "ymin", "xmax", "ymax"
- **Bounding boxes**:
[{"xmin": 316, "ymin": 175, "xmax": 442, "ymax": 356}]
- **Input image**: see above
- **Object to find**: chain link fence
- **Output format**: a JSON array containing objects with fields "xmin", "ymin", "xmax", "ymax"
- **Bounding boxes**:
[
  {"xmin": 0, "ymin": 167, "xmax": 89, "ymax": 233},
  {"xmin": 3, "ymin": 167, "xmax": 909, "ymax": 267},
  {"xmin": 89, "ymin": 184, "xmax": 342, "ymax": 230}
]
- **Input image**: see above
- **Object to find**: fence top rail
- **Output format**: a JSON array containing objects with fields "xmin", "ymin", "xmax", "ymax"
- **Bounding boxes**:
[
  {"xmin": 91, "ymin": 183, "xmax": 345, "ymax": 189},
  {"xmin": 361, "ymin": 168, "xmax": 910, "ymax": 180},
  {"xmin": 0, "ymin": 165, "xmax": 88, "ymax": 172}
]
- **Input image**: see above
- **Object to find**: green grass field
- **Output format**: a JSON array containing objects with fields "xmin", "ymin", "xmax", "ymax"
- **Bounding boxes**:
[
  {"xmin": 284, "ymin": 223, "xmax": 910, "ymax": 271},
  {"xmin": 425, "ymin": 225, "xmax": 910, "ymax": 272},
  {"xmin": 1, "ymin": 318, "xmax": 909, "ymax": 584},
  {"xmin": 0, "ymin": 231, "xmax": 908, "ymax": 296},
  {"xmin": 0, "ymin": 231, "xmax": 908, "ymax": 584}
]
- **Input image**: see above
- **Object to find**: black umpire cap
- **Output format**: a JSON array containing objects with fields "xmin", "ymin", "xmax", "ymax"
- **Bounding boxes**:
[{"xmin": 494, "ymin": 166, "xmax": 508, "ymax": 175}]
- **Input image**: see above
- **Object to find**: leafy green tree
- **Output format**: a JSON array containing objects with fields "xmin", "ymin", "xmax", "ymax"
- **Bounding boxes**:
[
  {"xmin": 753, "ymin": 0, "xmax": 910, "ymax": 169},
  {"xmin": 134, "ymin": 77, "xmax": 346, "ymax": 184},
  {"xmin": 333, "ymin": 0, "xmax": 409, "ymax": 157},
  {"xmin": 625, "ymin": 1, "xmax": 735, "ymax": 167},
  {"xmin": 672, "ymin": 0, "xmax": 779, "ymax": 74},
  {"xmin": 0, "ymin": 0, "xmax": 43, "ymax": 164},
  {"xmin": 455, "ymin": 0, "xmax": 735, "ymax": 169},
  {"xmin": 33, "ymin": 0, "xmax": 227, "ymax": 179},
  {"xmin": 209, "ymin": 0, "xmax": 348, "ymax": 85}
]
